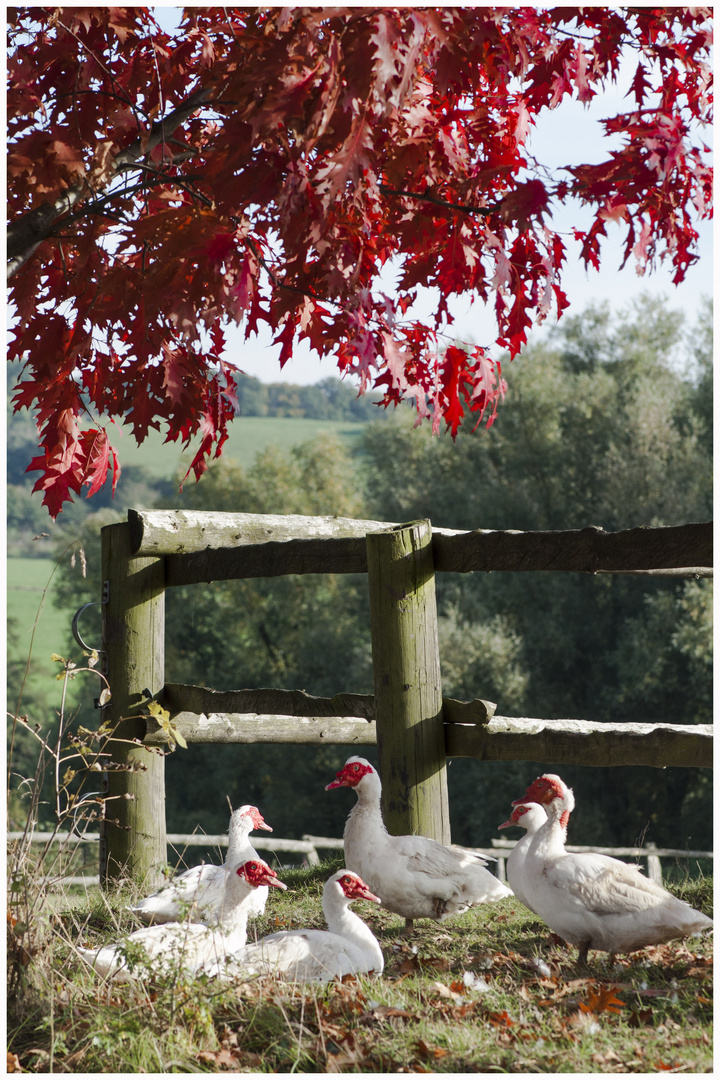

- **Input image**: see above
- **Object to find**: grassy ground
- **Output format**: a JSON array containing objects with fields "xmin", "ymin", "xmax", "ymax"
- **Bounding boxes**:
[{"xmin": 7, "ymin": 858, "xmax": 713, "ymax": 1073}]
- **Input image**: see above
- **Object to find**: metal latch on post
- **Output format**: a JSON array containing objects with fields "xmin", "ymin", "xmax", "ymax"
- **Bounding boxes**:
[{"xmin": 71, "ymin": 580, "xmax": 109, "ymax": 686}]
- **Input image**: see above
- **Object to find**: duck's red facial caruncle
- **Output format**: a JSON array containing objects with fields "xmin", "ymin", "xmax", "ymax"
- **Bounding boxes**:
[
  {"xmin": 336, "ymin": 871, "xmax": 381, "ymax": 904},
  {"xmin": 498, "ymin": 803, "xmax": 533, "ymax": 829},
  {"xmin": 513, "ymin": 774, "xmax": 565, "ymax": 807},
  {"xmin": 325, "ymin": 758, "xmax": 374, "ymax": 790},
  {"xmin": 247, "ymin": 806, "xmax": 272, "ymax": 832},
  {"xmin": 237, "ymin": 860, "xmax": 287, "ymax": 890}
]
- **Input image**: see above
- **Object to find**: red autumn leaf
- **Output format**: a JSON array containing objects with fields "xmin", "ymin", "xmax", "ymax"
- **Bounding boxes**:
[
  {"xmin": 7, "ymin": 7, "xmax": 711, "ymax": 517},
  {"xmin": 81, "ymin": 428, "xmax": 114, "ymax": 499}
]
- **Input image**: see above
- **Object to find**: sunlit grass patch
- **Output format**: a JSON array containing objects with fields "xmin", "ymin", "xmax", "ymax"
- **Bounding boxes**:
[{"xmin": 8, "ymin": 863, "xmax": 712, "ymax": 1074}]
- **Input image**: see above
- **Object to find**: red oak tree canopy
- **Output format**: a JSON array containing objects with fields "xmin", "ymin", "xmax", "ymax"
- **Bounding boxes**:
[{"xmin": 7, "ymin": 6, "xmax": 713, "ymax": 518}]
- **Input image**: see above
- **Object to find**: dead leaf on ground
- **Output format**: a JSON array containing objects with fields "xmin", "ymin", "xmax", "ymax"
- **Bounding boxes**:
[
  {"xmin": 419, "ymin": 955, "xmax": 453, "ymax": 972},
  {"xmin": 360, "ymin": 1005, "xmax": 416, "ymax": 1022},
  {"xmin": 592, "ymin": 1049, "xmax": 623, "ymax": 1066},
  {"xmin": 579, "ymin": 986, "xmax": 626, "ymax": 1015},
  {"xmin": 218, "ymin": 1025, "xmax": 239, "ymax": 1048},
  {"xmin": 629, "ymin": 1008, "xmax": 654, "ymax": 1027},
  {"xmin": 7, "ymin": 1052, "xmax": 22, "ymax": 1073},
  {"xmin": 431, "ymin": 980, "xmax": 463, "ymax": 1001},
  {"xmin": 415, "ymin": 1038, "xmax": 449, "ymax": 1060},
  {"xmin": 197, "ymin": 1048, "xmax": 240, "ymax": 1069},
  {"xmin": 324, "ymin": 1032, "xmax": 372, "ymax": 1073},
  {"xmin": 486, "ymin": 1009, "xmax": 515, "ymax": 1028}
]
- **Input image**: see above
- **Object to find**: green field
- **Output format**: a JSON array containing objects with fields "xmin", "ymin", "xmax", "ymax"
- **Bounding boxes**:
[
  {"xmin": 108, "ymin": 415, "xmax": 368, "ymax": 477},
  {"xmin": 7, "ymin": 558, "xmax": 98, "ymax": 713},
  {"xmin": 8, "ymin": 415, "xmax": 371, "ymax": 709}
]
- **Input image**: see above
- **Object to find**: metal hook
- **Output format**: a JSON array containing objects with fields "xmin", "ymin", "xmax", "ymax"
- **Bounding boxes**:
[
  {"xmin": 71, "ymin": 601, "xmax": 103, "ymax": 653},
  {"xmin": 71, "ymin": 580, "xmax": 109, "ymax": 656}
]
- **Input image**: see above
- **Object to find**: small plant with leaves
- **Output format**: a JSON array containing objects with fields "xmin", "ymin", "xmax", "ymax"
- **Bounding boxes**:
[{"xmin": 7, "ymin": 644, "xmax": 183, "ymax": 1006}]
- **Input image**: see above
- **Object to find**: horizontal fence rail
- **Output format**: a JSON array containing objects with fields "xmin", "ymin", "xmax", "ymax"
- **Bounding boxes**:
[
  {"xmin": 128, "ymin": 510, "xmax": 712, "ymax": 583},
  {"xmin": 148, "ymin": 684, "xmax": 713, "ymax": 769},
  {"xmin": 7, "ymin": 831, "xmax": 322, "ymax": 885},
  {"xmin": 12, "ymin": 833, "xmax": 710, "ymax": 888},
  {"xmin": 302, "ymin": 835, "xmax": 713, "ymax": 887}
]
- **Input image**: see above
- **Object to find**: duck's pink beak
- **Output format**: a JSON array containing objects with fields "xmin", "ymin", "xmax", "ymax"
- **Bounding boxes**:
[
  {"xmin": 325, "ymin": 772, "xmax": 347, "ymax": 790},
  {"xmin": 351, "ymin": 881, "xmax": 381, "ymax": 904}
]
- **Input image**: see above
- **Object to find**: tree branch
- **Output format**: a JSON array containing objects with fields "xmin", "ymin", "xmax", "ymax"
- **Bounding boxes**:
[
  {"xmin": 378, "ymin": 184, "xmax": 498, "ymax": 217},
  {"xmin": 7, "ymin": 86, "xmax": 213, "ymax": 280}
]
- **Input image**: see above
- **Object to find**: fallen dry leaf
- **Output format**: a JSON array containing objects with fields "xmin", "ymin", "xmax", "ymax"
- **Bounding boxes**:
[
  {"xmin": 486, "ymin": 1009, "xmax": 515, "ymax": 1028},
  {"xmin": 431, "ymin": 980, "xmax": 463, "ymax": 1001},
  {"xmin": 415, "ymin": 1038, "xmax": 449, "ymax": 1060},
  {"xmin": 324, "ymin": 1031, "xmax": 372, "ymax": 1073},
  {"xmin": 579, "ymin": 986, "xmax": 626, "ymax": 1016},
  {"xmin": 629, "ymin": 1008, "xmax": 654, "ymax": 1028},
  {"xmin": 592, "ymin": 1049, "xmax": 623, "ymax": 1066},
  {"xmin": 362, "ymin": 1005, "xmax": 415, "ymax": 1022},
  {"xmin": 419, "ymin": 955, "xmax": 453, "ymax": 972},
  {"xmin": 7, "ymin": 1052, "xmax": 22, "ymax": 1073},
  {"xmin": 197, "ymin": 1048, "xmax": 240, "ymax": 1069}
]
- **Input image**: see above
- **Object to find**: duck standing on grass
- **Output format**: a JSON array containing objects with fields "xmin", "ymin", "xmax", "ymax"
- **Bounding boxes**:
[
  {"xmin": 130, "ymin": 805, "xmax": 273, "ymax": 925},
  {"xmin": 200, "ymin": 869, "xmax": 384, "ymax": 983},
  {"xmin": 326, "ymin": 756, "xmax": 511, "ymax": 928},
  {"xmin": 515, "ymin": 773, "xmax": 713, "ymax": 965},
  {"xmin": 78, "ymin": 860, "xmax": 286, "ymax": 981}
]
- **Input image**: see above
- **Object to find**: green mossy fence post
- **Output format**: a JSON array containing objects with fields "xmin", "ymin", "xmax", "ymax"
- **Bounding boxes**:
[
  {"xmin": 366, "ymin": 519, "xmax": 451, "ymax": 843},
  {"xmin": 101, "ymin": 521, "xmax": 166, "ymax": 887}
]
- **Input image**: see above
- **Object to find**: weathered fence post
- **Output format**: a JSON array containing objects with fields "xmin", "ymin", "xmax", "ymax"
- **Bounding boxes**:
[
  {"xmin": 101, "ymin": 521, "xmax": 166, "ymax": 887},
  {"xmin": 366, "ymin": 519, "xmax": 451, "ymax": 842}
]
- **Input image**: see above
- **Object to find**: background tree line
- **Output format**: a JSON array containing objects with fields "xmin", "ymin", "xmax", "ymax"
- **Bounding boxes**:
[{"xmin": 9, "ymin": 297, "xmax": 712, "ymax": 863}]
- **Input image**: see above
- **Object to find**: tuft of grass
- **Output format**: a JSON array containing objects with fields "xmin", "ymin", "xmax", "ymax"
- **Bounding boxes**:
[{"xmin": 8, "ymin": 862, "xmax": 713, "ymax": 1073}]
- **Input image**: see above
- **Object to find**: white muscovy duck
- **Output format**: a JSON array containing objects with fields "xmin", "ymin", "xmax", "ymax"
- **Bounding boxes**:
[
  {"xmin": 130, "ymin": 805, "xmax": 273, "ymax": 925},
  {"xmin": 326, "ymin": 756, "xmax": 511, "ymax": 928},
  {"xmin": 497, "ymin": 802, "xmax": 549, "ymax": 912},
  {"xmin": 200, "ymin": 869, "xmax": 384, "ymax": 983},
  {"xmin": 78, "ymin": 860, "xmax": 286, "ymax": 981},
  {"xmin": 516, "ymin": 773, "xmax": 713, "ymax": 965}
]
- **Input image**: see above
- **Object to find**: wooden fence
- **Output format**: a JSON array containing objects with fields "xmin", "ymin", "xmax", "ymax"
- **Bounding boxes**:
[
  {"xmin": 94, "ymin": 510, "xmax": 712, "ymax": 888},
  {"xmin": 11, "ymin": 831, "xmax": 712, "ymax": 890}
]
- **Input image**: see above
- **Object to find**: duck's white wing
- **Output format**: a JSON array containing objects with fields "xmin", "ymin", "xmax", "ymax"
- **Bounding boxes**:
[
  {"xmin": 546, "ymin": 854, "xmax": 664, "ymax": 915},
  {"xmin": 78, "ymin": 922, "xmax": 230, "ymax": 980},
  {"xmin": 130, "ymin": 865, "xmax": 225, "ymax": 924},
  {"xmin": 206, "ymin": 929, "xmax": 367, "ymax": 983},
  {"xmin": 401, "ymin": 838, "xmax": 510, "ymax": 901}
]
